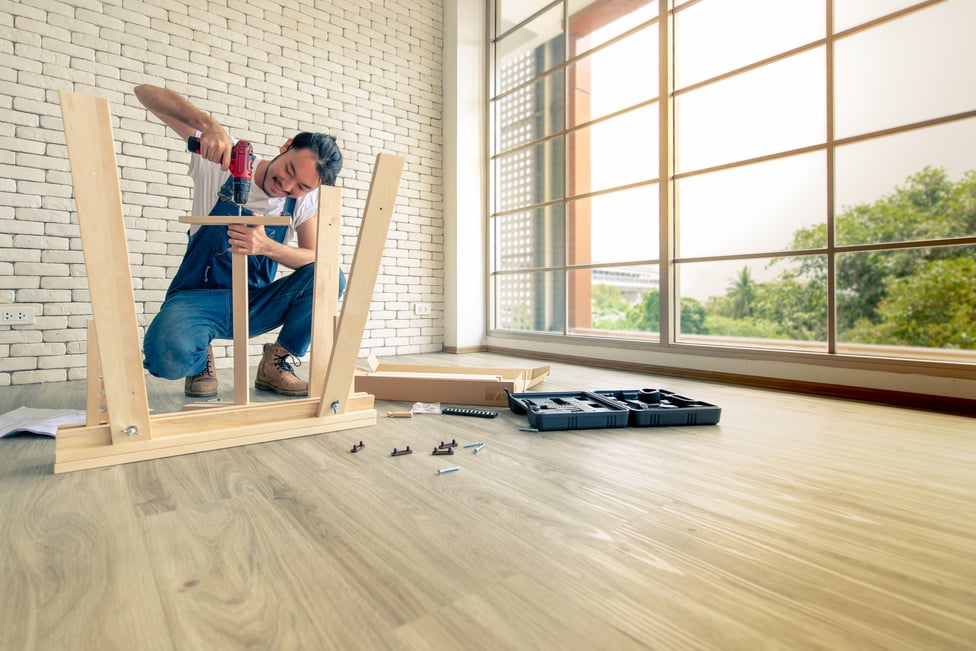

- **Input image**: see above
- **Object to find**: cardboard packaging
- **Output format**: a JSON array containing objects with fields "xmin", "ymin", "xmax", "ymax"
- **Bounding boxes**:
[{"xmin": 354, "ymin": 354, "xmax": 550, "ymax": 406}]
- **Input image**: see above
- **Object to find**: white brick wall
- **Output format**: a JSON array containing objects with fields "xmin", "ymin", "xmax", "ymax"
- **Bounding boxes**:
[{"xmin": 0, "ymin": 0, "xmax": 445, "ymax": 387}]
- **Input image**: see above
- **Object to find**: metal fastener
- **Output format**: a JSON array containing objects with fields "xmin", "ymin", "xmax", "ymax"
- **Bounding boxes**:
[{"xmin": 436, "ymin": 466, "xmax": 460, "ymax": 475}]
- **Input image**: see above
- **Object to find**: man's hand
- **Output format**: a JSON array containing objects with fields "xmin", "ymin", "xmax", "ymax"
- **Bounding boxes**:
[
  {"xmin": 195, "ymin": 130, "xmax": 235, "ymax": 171},
  {"xmin": 227, "ymin": 224, "xmax": 272, "ymax": 256},
  {"xmin": 224, "ymin": 219, "xmax": 316, "ymax": 271}
]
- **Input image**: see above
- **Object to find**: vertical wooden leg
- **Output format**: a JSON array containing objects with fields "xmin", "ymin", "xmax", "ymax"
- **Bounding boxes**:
[
  {"xmin": 59, "ymin": 91, "xmax": 152, "ymax": 443},
  {"xmin": 85, "ymin": 320, "xmax": 108, "ymax": 426},
  {"xmin": 232, "ymin": 251, "xmax": 250, "ymax": 405},
  {"xmin": 309, "ymin": 185, "xmax": 342, "ymax": 398}
]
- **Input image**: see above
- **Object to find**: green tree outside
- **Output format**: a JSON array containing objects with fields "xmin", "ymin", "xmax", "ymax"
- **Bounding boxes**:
[{"xmin": 590, "ymin": 167, "xmax": 975, "ymax": 350}]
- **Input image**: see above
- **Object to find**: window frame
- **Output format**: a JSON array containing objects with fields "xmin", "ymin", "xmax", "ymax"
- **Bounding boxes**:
[{"xmin": 485, "ymin": 0, "xmax": 976, "ymax": 377}]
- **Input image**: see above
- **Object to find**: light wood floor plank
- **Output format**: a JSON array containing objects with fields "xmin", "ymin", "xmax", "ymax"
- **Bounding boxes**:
[{"xmin": 1, "ymin": 352, "xmax": 973, "ymax": 649}]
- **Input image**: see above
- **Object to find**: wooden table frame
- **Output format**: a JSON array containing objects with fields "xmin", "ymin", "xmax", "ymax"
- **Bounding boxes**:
[{"xmin": 55, "ymin": 91, "xmax": 404, "ymax": 473}]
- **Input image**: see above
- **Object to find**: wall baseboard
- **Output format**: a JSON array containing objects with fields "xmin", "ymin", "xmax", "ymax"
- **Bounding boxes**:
[
  {"xmin": 486, "ymin": 345, "xmax": 976, "ymax": 417},
  {"xmin": 442, "ymin": 345, "xmax": 487, "ymax": 354}
]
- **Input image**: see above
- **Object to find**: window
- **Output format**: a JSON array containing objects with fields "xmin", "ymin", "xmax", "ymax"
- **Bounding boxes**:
[{"xmin": 489, "ymin": 0, "xmax": 976, "ymax": 363}]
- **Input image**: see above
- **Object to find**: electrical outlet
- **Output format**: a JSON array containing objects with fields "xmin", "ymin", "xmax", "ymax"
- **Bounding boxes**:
[
  {"xmin": 414, "ymin": 302, "xmax": 431, "ymax": 316},
  {"xmin": 1, "ymin": 306, "xmax": 35, "ymax": 324}
]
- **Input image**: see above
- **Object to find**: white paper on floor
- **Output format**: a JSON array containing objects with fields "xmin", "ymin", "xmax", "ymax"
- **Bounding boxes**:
[{"xmin": 0, "ymin": 406, "xmax": 86, "ymax": 438}]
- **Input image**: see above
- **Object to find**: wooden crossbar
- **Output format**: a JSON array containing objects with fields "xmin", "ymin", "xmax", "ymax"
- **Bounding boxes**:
[{"xmin": 55, "ymin": 90, "xmax": 404, "ymax": 473}]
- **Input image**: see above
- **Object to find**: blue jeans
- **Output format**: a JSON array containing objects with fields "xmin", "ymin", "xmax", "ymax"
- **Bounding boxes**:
[{"xmin": 143, "ymin": 263, "xmax": 344, "ymax": 379}]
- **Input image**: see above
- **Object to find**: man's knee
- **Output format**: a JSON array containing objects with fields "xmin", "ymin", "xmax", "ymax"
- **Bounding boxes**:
[
  {"xmin": 144, "ymin": 322, "xmax": 207, "ymax": 379},
  {"xmin": 292, "ymin": 263, "xmax": 344, "ymax": 298}
]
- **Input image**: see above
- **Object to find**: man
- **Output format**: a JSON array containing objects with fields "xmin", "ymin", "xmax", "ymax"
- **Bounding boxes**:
[{"xmin": 135, "ymin": 84, "xmax": 344, "ymax": 398}]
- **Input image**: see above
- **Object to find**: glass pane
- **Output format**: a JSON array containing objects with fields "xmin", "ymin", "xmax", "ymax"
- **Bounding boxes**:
[
  {"xmin": 495, "ymin": 69, "xmax": 565, "ymax": 152},
  {"xmin": 568, "ymin": 184, "xmax": 659, "ymax": 265},
  {"xmin": 677, "ymin": 152, "xmax": 827, "ymax": 258},
  {"xmin": 567, "ymin": 0, "xmax": 657, "ymax": 58},
  {"xmin": 675, "ymin": 49, "xmax": 826, "ymax": 173},
  {"xmin": 677, "ymin": 256, "xmax": 828, "ymax": 349},
  {"xmin": 836, "ymin": 245, "xmax": 976, "ymax": 351},
  {"xmin": 674, "ymin": 0, "xmax": 824, "ymax": 90},
  {"xmin": 568, "ymin": 266, "xmax": 659, "ymax": 337},
  {"xmin": 569, "ymin": 104, "xmax": 658, "ymax": 196},
  {"xmin": 496, "ymin": 5, "xmax": 565, "ymax": 96},
  {"xmin": 494, "ymin": 205, "xmax": 566, "ymax": 271},
  {"xmin": 494, "ymin": 271, "xmax": 565, "ymax": 333},
  {"xmin": 833, "ymin": 0, "xmax": 926, "ymax": 33},
  {"xmin": 835, "ymin": 120, "xmax": 976, "ymax": 246},
  {"xmin": 568, "ymin": 25, "xmax": 657, "ymax": 128},
  {"xmin": 494, "ymin": 137, "xmax": 565, "ymax": 213},
  {"xmin": 834, "ymin": 1, "xmax": 976, "ymax": 139},
  {"xmin": 498, "ymin": 0, "xmax": 557, "ymax": 35}
]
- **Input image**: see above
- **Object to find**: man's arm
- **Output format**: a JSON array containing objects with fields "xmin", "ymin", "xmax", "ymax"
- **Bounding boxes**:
[{"xmin": 134, "ymin": 84, "xmax": 234, "ymax": 170}]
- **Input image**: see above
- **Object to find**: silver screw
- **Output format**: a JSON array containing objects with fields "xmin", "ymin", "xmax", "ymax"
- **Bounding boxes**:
[
  {"xmin": 123, "ymin": 426, "xmax": 140, "ymax": 436},
  {"xmin": 436, "ymin": 466, "xmax": 460, "ymax": 475},
  {"xmin": 473, "ymin": 443, "xmax": 486, "ymax": 454},
  {"xmin": 331, "ymin": 400, "xmax": 340, "ymax": 414},
  {"xmin": 462, "ymin": 441, "xmax": 484, "ymax": 448}
]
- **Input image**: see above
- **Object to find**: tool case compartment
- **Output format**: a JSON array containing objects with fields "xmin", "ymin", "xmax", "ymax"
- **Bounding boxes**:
[
  {"xmin": 507, "ymin": 388, "xmax": 721, "ymax": 431},
  {"xmin": 505, "ymin": 390, "xmax": 630, "ymax": 431},
  {"xmin": 594, "ymin": 389, "xmax": 722, "ymax": 427}
]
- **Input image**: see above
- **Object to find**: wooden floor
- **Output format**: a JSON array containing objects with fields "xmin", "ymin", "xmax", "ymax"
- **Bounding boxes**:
[{"xmin": 1, "ymin": 351, "xmax": 973, "ymax": 650}]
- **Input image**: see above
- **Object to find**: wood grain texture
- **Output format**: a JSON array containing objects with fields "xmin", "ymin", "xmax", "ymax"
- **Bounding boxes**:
[
  {"xmin": 2, "ymin": 352, "xmax": 974, "ymax": 649},
  {"xmin": 321, "ymin": 153, "xmax": 405, "ymax": 416},
  {"xmin": 231, "ymin": 250, "xmax": 249, "ymax": 405},
  {"xmin": 309, "ymin": 185, "xmax": 342, "ymax": 398},
  {"xmin": 58, "ymin": 91, "xmax": 152, "ymax": 443}
]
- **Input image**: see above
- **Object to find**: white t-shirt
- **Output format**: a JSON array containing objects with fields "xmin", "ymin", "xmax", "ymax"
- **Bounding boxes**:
[{"xmin": 187, "ymin": 145, "xmax": 319, "ymax": 243}]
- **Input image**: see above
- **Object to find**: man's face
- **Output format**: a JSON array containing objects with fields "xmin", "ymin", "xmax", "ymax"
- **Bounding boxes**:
[{"xmin": 263, "ymin": 147, "xmax": 320, "ymax": 198}]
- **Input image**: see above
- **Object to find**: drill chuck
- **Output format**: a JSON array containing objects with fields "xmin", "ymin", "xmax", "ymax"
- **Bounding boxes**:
[{"xmin": 233, "ymin": 179, "xmax": 251, "ymax": 206}]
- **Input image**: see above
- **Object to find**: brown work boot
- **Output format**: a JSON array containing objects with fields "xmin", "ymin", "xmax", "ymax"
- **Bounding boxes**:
[
  {"xmin": 184, "ymin": 344, "xmax": 218, "ymax": 398},
  {"xmin": 255, "ymin": 342, "xmax": 308, "ymax": 397}
]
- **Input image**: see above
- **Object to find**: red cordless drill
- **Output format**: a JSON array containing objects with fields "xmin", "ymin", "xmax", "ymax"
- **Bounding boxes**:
[{"xmin": 187, "ymin": 136, "xmax": 255, "ymax": 213}]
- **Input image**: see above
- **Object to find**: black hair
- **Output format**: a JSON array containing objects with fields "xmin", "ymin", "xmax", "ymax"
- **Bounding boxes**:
[{"xmin": 289, "ymin": 132, "xmax": 343, "ymax": 186}]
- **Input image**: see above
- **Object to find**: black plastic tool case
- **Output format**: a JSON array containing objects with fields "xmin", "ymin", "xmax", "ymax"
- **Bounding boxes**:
[
  {"xmin": 506, "ymin": 390, "xmax": 630, "ymax": 431},
  {"xmin": 506, "ymin": 389, "xmax": 721, "ymax": 431},
  {"xmin": 594, "ymin": 390, "xmax": 722, "ymax": 427}
]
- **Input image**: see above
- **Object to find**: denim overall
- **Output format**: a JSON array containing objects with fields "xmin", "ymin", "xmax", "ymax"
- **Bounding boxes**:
[{"xmin": 143, "ymin": 176, "xmax": 345, "ymax": 380}]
